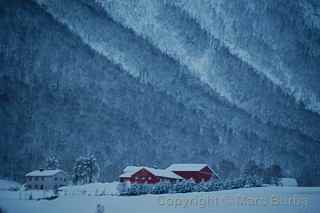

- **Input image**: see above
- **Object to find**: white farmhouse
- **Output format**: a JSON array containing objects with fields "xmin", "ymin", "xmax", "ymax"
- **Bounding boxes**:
[{"xmin": 25, "ymin": 169, "xmax": 68, "ymax": 190}]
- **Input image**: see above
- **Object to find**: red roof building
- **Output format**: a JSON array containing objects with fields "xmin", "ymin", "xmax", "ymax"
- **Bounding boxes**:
[
  {"xmin": 167, "ymin": 164, "xmax": 218, "ymax": 183},
  {"xmin": 119, "ymin": 166, "xmax": 183, "ymax": 184}
]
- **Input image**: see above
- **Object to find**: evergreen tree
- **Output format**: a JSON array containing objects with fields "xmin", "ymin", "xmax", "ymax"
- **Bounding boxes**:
[
  {"xmin": 45, "ymin": 154, "xmax": 60, "ymax": 170},
  {"xmin": 242, "ymin": 160, "xmax": 264, "ymax": 188},
  {"xmin": 173, "ymin": 180, "xmax": 185, "ymax": 193},
  {"xmin": 298, "ymin": 165, "xmax": 320, "ymax": 186},
  {"xmin": 207, "ymin": 179, "xmax": 223, "ymax": 191},
  {"xmin": 270, "ymin": 164, "xmax": 282, "ymax": 177},
  {"xmin": 244, "ymin": 175, "xmax": 263, "ymax": 187},
  {"xmin": 193, "ymin": 181, "xmax": 209, "ymax": 192},
  {"xmin": 232, "ymin": 177, "xmax": 246, "ymax": 189},
  {"xmin": 218, "ymin": 159, "xmax": 240, "ymax": 179},
  {"xmin": 72, "ymin": 154, "xmax": 100, "ymax": 185},
  {"xmin": 173, "ymin": 179, "xmax": 196, "ymax": 193},
  {"xmin": 222, "ymin": 178, "xmax": 234, "ymax": 190},
  {"xmin": 243, "ymin": 160, "xmax": 260, "ymax": 177},
  {"xmin": 141, "ymin": 183, "xmax": 153, "ymax": 194},
  {"xmin": 151, "ymin": 182, "xmax": 171, "ymax": 194},
  {"xmin": 263, "ymin": 164, "xmax": 282, "ymax": 185},
  {"xmin": 127, "ymin": 184, "xmax": 139, "ymax": 195}
]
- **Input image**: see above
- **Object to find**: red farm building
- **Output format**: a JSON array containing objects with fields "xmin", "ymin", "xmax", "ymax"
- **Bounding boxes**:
[
  {"xmin": 167, "ymin": 164, "xmax": 218, "ymax": 183},
  {"xmin": 119, "ymin": 166, "xmax": 183, "ymax": 184}
]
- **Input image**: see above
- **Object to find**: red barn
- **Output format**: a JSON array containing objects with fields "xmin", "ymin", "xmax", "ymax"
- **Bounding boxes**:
[
  {"xmin": 167, "ymin": 164, "xmax": 218, "ymax": 183},
  {"xmin": 119, "ymin": 166, "xmax": 183, "ymax": 184}
]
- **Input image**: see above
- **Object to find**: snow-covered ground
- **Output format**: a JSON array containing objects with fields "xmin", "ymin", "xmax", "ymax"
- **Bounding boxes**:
[
  {"xmin": 1, "ymin": 186, "xmax": 320, "ymax": 213},
  {"xmin": 0, "ymin": 179, "xmax": 21, "ymax": 191},
  {"xmin": 59, "ymin": 182, "xmax": 119, "ymax": 196}
]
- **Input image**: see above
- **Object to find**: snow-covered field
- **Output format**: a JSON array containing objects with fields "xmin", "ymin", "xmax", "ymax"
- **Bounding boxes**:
[
  {"xmin": 59, "ymin": 182, "xmax": 119, "ymax": 196},
  {"xmin": 1, "ymin": 186, "xmax": 320, "ymax": 213},
  {"xmin": 0, "ymin": 179, "xmax": 21, "ymax": 191}
]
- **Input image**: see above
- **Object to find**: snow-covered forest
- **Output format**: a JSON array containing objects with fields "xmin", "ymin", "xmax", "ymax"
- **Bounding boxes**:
[{"xmin": 0, "ymin": 0, "xmax": 320, "ymax": 187}]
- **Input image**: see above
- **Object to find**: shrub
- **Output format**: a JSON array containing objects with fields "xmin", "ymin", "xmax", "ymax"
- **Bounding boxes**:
[{"xmin": 151, "ymin": 182, "xmax": 171, "ymax": 194}]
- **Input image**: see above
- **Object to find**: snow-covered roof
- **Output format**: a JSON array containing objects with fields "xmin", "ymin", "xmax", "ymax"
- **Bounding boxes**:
[
  {"xmin": 25, "ymin": 169, "xmax": 63, "ymax": 177},
  {"xmin": 167, "ymin": 164, "xmax": 211, "ymax": 172},
  {"xmin": 120, "ymin": 166, "xmax": 182, "ymax": 179},
  {"xmin": 120, "ymin": 166, "xmax": 142, "ymax": 178},
  {"xmin": 280, "ymin": 178, "xmax": 298, "ymax": 187},
  {"xmin": 123, "ymin": 166, "xmax": 140, "ymax": 173},
  {"xmin": 148, "ymin": 168, "xmax": 183, "ymax": 179}
]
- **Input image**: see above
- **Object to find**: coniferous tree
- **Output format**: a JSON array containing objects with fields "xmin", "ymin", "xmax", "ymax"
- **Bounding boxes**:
[
  {"xmin": 45, "ymin": 154, "xmax": 60, "ymax": 170},
  {"xmin": 218, "ymin": 159, "xmax": 240, "ymax": 179},
  {"xmin": 127, "ymin": 184, "xmax": 139, "ymax": 195},
  {"xmin": 72, "ymin": 154, "xmax": 100, "ymax": 185},
  {"xmin": 151, "ymin": 182, "xmax": 171, "ymax": 194},
  {"xmin": 242, "ymin": 160, "xmax": 263, "ymax": 187},
  {"xmin": 243, "ymin": 160, "xmax": 260, "ymax": 177},
  {"xmin": 263, "ymin": 164, "xmax": 282, "ymax": 185}
]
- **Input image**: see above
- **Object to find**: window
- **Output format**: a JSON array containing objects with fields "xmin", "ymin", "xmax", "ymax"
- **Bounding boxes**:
[
  {"xmin": 135, "ymin": 177, "xmax": 139, "ymax": 180},
  {"xmin": 54, "ymin": 177, "xmax": 58, "ymax": 181},
  {"xmin": 40, "ymin": 185, "xmax": 44, "ymax": 190},
  {"xmin": 35, "ymin": 177, "xmax": 38, "ymax": 181},
  {"xmin": 35, "ymin": 184, "xmax": 38, "ymax": 189},
  {"xmin": 63, "ymin": 178, "xmax": 66, "ymax": 182},
  {"xmin": 141, "ymin": 177, "xmax": 145, "ymax": 180},
  {"xmin": 41, "ymin": 177, "xmax": 45, "ymax": 181},
  {"xmin": 148, "ymin": 177, "xmax": 152, "ymax": 180}
]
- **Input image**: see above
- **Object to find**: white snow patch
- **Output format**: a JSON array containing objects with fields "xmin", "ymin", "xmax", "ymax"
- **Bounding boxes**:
[
  {"xmin": 59, "ymin": 182, "xmax": 120, "ymax": 196},
  {"xmin": 1, "ymin": 187, "xmax": 320, "ymax": 213},
  {"xmin": 0, "ymin": 179, "xmax": 21, "ymax": 191}
]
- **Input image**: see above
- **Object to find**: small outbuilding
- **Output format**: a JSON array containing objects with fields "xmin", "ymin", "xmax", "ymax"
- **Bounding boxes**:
[{"xmin": 280, "ymin": 178, "xmax": 298, "ymax": 187}]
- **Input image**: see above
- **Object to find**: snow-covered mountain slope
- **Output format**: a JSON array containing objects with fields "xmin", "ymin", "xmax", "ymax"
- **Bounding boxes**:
[
  {"xmin": 95, "ymin": 0, "xmax": 320, "ymax": 140},
  {"xmin": 0, "ymin": 0, "xmax": 319, "ymax": 183},
  {"xmin": 169, "ymin": 0, "xmax": 320, "ymax": 114},
  {"xmin": 33, "ymin": 0, "xmax": 320, "ymax": 141}
]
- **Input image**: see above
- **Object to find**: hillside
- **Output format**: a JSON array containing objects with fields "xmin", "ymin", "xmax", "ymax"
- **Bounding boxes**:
[{"xmin": 0, "ymin": 0, "xmax": 319, "ymax": 184}]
